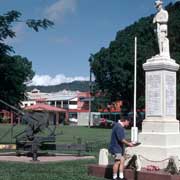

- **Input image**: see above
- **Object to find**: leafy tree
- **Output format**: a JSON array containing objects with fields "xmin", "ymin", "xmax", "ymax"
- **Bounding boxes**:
[
  {"xmin": 0, "ymin": 55, "xmax": 34, "ymax": 106},
  {"xmin": 0, "ymin": 10, "xmax": 54, "ymax": 107},
  {"xmin": 91, "ymin": 2, "xmax": 180, "ymax": 114},
  {"xmin": 0, "ymin": 10, "xmax": 53, "ymax": 55}
]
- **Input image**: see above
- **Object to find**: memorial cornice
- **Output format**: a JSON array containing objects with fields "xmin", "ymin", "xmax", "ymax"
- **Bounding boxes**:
[{"xmin": 143, "ymin": 56, "xmax": 179, "ymax": 71}]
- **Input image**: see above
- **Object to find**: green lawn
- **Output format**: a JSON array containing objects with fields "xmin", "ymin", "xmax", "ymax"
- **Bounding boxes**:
[
  {"xmin": 0, "ymin": 124, "xmax": 130, "ymax": 144},
  {"xmin": 0, "ymin": 125, "xmax": 131, "ymax": 180},
  {"xmin": 0, "ymin": 159, "xmax": 104, "ymax": 180}
]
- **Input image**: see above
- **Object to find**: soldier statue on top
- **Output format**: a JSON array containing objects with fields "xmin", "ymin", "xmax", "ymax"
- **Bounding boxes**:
[{"xmin": 153, "ymin": 0, "xmax": 170, "ymax": 58}]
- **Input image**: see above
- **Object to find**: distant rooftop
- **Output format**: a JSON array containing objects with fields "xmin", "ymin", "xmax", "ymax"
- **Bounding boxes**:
[
  {"xmin": 27, "ymin": 89, "xmax": 80, "ymax": 101},
  {"xmin": 25, "ymin": 103, "xmax": 67, "ymax": 112}
]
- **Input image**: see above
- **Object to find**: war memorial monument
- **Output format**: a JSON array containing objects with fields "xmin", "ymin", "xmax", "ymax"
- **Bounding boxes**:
[
  {"xmin": 127, "ymin": 0, "xmax": 180, "ymax": 169},
  {"xmin": 88, "ymin": 1, "xmax": 180, "ymax": 179}
]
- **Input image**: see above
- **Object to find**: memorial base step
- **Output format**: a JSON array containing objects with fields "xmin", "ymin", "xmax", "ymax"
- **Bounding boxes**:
[{"xmin": 88, "ymin": 164, "xmax": 180, "ymax": 180}]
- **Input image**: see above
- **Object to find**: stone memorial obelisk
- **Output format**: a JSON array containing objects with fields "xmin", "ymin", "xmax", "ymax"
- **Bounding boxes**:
[{"xmin": 127, "ymin": 0, "xmax": 180, "ymax": 168}]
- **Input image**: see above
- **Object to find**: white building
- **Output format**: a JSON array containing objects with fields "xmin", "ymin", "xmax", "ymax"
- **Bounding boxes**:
[
  {"xmin": 21, "ymin": 89, "xmax": 92, "ymax": 126},
  {"xmin": 21, "ymin": 89, "xmax": 79, "ymax": 110}
]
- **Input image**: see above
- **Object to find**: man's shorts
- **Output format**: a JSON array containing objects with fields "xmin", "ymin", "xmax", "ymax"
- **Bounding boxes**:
[{"xmin": 113, "ymin": 153, "xmax": 124, "ymax": 160}]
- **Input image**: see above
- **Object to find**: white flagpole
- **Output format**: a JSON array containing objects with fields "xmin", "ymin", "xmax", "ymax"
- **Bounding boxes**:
[
  {"xmin": 134, "ymin": 36, "xmax": 137, "ymax": 128},
  {"xmin": 131, "ymin": 36, "xmax": 138, "ymax": 143}
]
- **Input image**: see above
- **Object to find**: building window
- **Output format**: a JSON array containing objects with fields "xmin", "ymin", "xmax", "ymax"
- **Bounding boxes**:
[
  {"xmin": 69, "ymin": 101, "xmax": 77, "ymax": 105},
  {"xmin": 63, "ymin": 101, "xmax": 68, "ymax": 105},
  {"xmin": 57, "ymin": 101, "xmax": 61, "ymax": 105},
  {"xmin": 50, "ymin": 101, "xmax": 55, "ymax": 106},
  {"xmin": 69, "ymin": 112, "xmax": 77, "ymax": 119}
]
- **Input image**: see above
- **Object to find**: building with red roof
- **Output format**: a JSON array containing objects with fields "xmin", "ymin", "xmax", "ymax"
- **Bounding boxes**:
[{"xmin": 25, "ymin": 103, "xmax": 67, "ymax": 125}]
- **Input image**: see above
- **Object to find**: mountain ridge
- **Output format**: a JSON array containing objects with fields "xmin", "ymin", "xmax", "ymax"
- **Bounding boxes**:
[{"xmin": 26, "ymin": 80, "xmax": 90, "ymax": 93}]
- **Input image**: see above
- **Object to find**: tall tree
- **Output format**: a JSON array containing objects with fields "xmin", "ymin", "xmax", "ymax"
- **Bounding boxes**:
[
  {"xmin": 0, "ymin": 10, "xmax": 53, "ymax": 106},
  {"xmin": 0, "ymin": 10, "xmax": 53, "ymax": 55},
  {"xmin": 0, "ymin": 55, "xmax": 34, "ymax": 106}
]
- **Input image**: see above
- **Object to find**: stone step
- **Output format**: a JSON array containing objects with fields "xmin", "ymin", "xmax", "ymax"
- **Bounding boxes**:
[{"xmin": 88, "ymin": 164, "xmax": 180, "ymax": 180}]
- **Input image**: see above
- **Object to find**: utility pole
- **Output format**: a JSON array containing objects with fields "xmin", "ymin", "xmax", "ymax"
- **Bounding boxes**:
[{"xmin": 88, "ymin": 54, "xmax": 93, "ymax": 127}]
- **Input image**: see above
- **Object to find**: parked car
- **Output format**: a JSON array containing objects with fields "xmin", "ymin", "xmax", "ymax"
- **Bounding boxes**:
[
  {"xmin": 69, "ymin": 117, "xmax": 78, "ymax": 126},
  {"xmin": 93, "ymin": 114, "xmax": 114, "ymax": 128}
]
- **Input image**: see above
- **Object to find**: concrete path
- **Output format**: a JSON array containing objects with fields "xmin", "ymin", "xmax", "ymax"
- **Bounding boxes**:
[{"xmin": 0, "ymin": 154, "xmax": 95, "ymax": 163}]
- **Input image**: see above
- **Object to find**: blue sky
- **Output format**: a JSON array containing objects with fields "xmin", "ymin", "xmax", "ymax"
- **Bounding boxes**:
[{"xmin": 0, "ymin": 0, "xmax": 177, "ymax": 85}]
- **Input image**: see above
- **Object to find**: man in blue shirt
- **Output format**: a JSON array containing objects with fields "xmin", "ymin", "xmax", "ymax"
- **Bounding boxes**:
[{"xmin": 109, "ymin": 117, "xmax": 133, "ymax": 180}]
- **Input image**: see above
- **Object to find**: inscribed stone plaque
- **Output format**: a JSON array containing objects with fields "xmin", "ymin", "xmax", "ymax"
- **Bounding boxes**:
[
  {"xmin": 165, "ymin": 71, "xmax": 176, "ymax": 116},
  {"xmin": 146, "ymin": 71, "xmax": 162, "ymax": 116}
]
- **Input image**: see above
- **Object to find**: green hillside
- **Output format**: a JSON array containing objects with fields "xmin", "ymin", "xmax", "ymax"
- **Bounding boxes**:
[{"xmin": 27, "ymin": 81, "xmax": 90, "ymax": 92}]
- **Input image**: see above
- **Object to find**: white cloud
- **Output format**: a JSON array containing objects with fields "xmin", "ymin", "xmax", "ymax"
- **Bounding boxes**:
[
  {"xmin": 44, "ymin": 0, "xmax": 77, "ymax": 21},
  {"xmin": 28, "ymin": 74, "xmax": 89, "ymax": 86}
]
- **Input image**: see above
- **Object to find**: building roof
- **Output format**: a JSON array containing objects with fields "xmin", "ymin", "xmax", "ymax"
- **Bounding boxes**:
[
  {"xmin": 46, "ymin": 95, "xmax": 76, "ymax": 101},
  {"xmin": 27, "ymin": 90, "xmax": 79, "ymax": 101},
  {"xmin": 24, "ymin": 103, "xmax": 67, "ymax": 112}
]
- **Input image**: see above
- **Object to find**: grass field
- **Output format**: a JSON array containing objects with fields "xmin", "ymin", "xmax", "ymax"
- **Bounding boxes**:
[
  {"xmin": 0, "ymin": 125, "xmax": 131, "ymax": 180},
  {"xmin": 0, "ymin": 159, "xmax": 104, "ymax": 180},
  {"xmin": 0, "ymin": 125, "xmax": 113, "ymax": 144}
]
